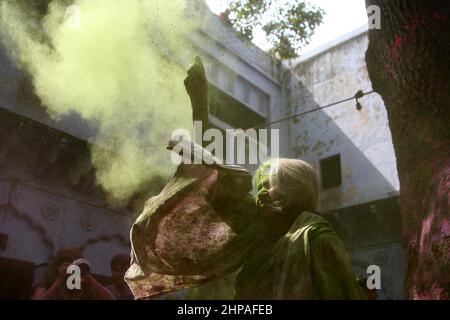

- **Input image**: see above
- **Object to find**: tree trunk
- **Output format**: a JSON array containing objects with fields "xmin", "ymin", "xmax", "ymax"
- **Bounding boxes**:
[{"xmin": 365, "ymin": 0, "xmax": 449, "ymax": 299}]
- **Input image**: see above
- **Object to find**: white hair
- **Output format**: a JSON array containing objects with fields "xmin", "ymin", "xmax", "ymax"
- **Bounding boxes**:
[{"xmin": 267, "ymin": 158, "xmax": 319, "ymax": 211}]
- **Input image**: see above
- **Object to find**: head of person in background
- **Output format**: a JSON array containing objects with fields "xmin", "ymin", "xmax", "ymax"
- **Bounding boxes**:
[
  {"xmin": 45, "ymin": 246, "xmax": 82, "ymax": 290},
  {"xmin": 107, "ymin": 253, "xmax": 134, "ymax": 300},
  {"xmin": 32, "ymin": 246, "xmax": 115, "ymax": 300}
]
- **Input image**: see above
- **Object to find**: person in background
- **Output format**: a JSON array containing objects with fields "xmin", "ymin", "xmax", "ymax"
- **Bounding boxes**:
[
  {"xmin": 107, "ymin": 254, "xmax": 134, "ymax": 300},
  {"xmin": 31, "ymin": 246, "xmax": 115, "ymax": 300}
]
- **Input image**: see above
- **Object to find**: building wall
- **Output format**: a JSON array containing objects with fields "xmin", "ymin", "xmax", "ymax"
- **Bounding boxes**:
[
  {"xmin": 288, "ymin": 27, "xmax": 399, "ymax": 211},
  {"xmin": 0, "ymin": 47, "xmax": 99, "ymax": 142},
  {"xmin": 0, "ymin": 109, "xmax": 132, "ymax": 286},
  {"xmin": 173, "ymin": 3, "xmax": 287, "ymax": 169},
  {"xmin": 188, "ymin": 2, "xmax": 288, "ymax": 158}
]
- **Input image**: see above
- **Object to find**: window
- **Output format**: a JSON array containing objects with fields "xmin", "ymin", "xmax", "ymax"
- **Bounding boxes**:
[
  {"xmin": 320, "ymin": 154, "xmax": 342, "ymax": 189},
  {"xmin": 209, "ymin": 62, "xmax": 219, "ymax": 84},
  {"xmin": 226, "ymin": 71, "xmax": 235, "ymax": 94},
  {"xmin": 208, "ymin": 84, "xmax": 265, "ymax": 129},
  {"xmin": 243, "ymin": 84, "xmax": 251, "ymax": 104},
  {"xmin": 259, "ymin": 93, "xmax": 270, "ymax": 115}
]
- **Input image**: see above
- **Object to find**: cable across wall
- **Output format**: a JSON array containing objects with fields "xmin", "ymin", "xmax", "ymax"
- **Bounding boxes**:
[{"xmin": 145, "ymin": 89, "xmax": 376, "ymax": 148}]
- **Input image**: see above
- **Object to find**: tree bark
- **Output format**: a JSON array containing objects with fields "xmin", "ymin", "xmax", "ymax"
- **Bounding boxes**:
[{"xmin": 365, "ymin": 0, "xmax": 450, "ymax": 299}]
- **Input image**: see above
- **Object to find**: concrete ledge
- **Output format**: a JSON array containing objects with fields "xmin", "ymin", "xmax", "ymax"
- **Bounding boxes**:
[{"xmin": 290, "ymin": 24, "xmax": 369, "ymax": 67}]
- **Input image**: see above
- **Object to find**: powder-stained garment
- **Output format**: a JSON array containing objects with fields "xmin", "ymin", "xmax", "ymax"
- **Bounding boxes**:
[
  {"xmin": 235, "ymin": 162, "xmax": 366, "ymax": 300},
  {"xmin": 125, "ymin": 163, "xmax": 263, "ymax": 299},
  {"xmin": 235, "ymin": 211, "xmax": 366, "ymax": 299}
]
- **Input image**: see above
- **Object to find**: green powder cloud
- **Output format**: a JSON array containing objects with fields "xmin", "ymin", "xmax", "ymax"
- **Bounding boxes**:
[{"xmin": 0, "ymin": 0, "xmax": 199, "ymax": 203}]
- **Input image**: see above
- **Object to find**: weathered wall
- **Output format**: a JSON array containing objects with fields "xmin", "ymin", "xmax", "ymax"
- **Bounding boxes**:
[
  {"xmin": 0, "ymin": 45, "xmax": 99, "ymax": 142},
  {"xmin": 187, "ymin": 2, "xmax": 287, "ymax": 158},
  {"xmin": 289, "ymin": 27, "xmax": 399, "ymax": 212},
  {"xmin": 0, "ymin": 109, "xmax": 132, "ymax": 282},
  {"xmin": 287, "ymin": 27, "xmax": 403, "ymax": 299}
]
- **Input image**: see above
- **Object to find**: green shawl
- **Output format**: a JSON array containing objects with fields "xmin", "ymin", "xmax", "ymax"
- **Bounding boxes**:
[{"xmin": 235, "ymin": 161, "xmax": 366, "ymax": 300}]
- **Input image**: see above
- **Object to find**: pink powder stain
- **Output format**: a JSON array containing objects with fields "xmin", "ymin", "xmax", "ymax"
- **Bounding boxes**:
[
  {"xmin": 405, "ymin": 22, "xmax": 418, "ymax": 30},
  {"xmin": 431, "ymin": 284, "xmax": 445, "ymax": 300},
  {"xmin": 419, "ymin": 212, "xmax": 434, "ymax": 256},
  {"xmin": 390, "ymin": 49, "xmax": 401, "ymax": 62},
  {"xmin": 394, "ymin": 35, "xmax": 404, "ymax": 48},
  {"xmin": 385, "ymin": 63, "xmax": 398, "ymax": 80},
  {"xmin": 433, "ymin": 11, "xmax": 447, "ymax": 22},
  {"xmin": 442, "ymin": 218, "xmax": 450, "ymax": 235},
  {"xmin": 385, "ymin": 13, "xmax": 448, "ymax": 83}
]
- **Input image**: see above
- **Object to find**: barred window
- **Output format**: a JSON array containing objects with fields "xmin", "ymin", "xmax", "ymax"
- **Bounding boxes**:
[{"xmin": 320, "ymin": 154, "xmax": 342, "ymax": 189}]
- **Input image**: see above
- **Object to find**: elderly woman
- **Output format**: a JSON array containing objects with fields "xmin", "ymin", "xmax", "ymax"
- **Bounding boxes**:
[{"xmin": 235, "ymin": 158, "xmax": 366, "ymax": 300}]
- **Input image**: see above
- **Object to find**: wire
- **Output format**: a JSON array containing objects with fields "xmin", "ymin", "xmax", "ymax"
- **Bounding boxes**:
[
  {"xmin": 144, "ymin": 89, "xmax": 376, "ymax": 148},
  {"xmin": 250, "ymin": 90, "xmax": 375, "ymax": 130}
]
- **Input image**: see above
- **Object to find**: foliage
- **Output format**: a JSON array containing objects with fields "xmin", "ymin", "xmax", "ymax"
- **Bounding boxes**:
[{"xmin": 226, "ymin": 0, "xmax": 324, "ymax": 59}]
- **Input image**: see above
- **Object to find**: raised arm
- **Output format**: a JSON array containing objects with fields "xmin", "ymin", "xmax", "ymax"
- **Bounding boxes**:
[{"xmin": 184, "ymin": 56, "xmax": 209, "ymax": 147}]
